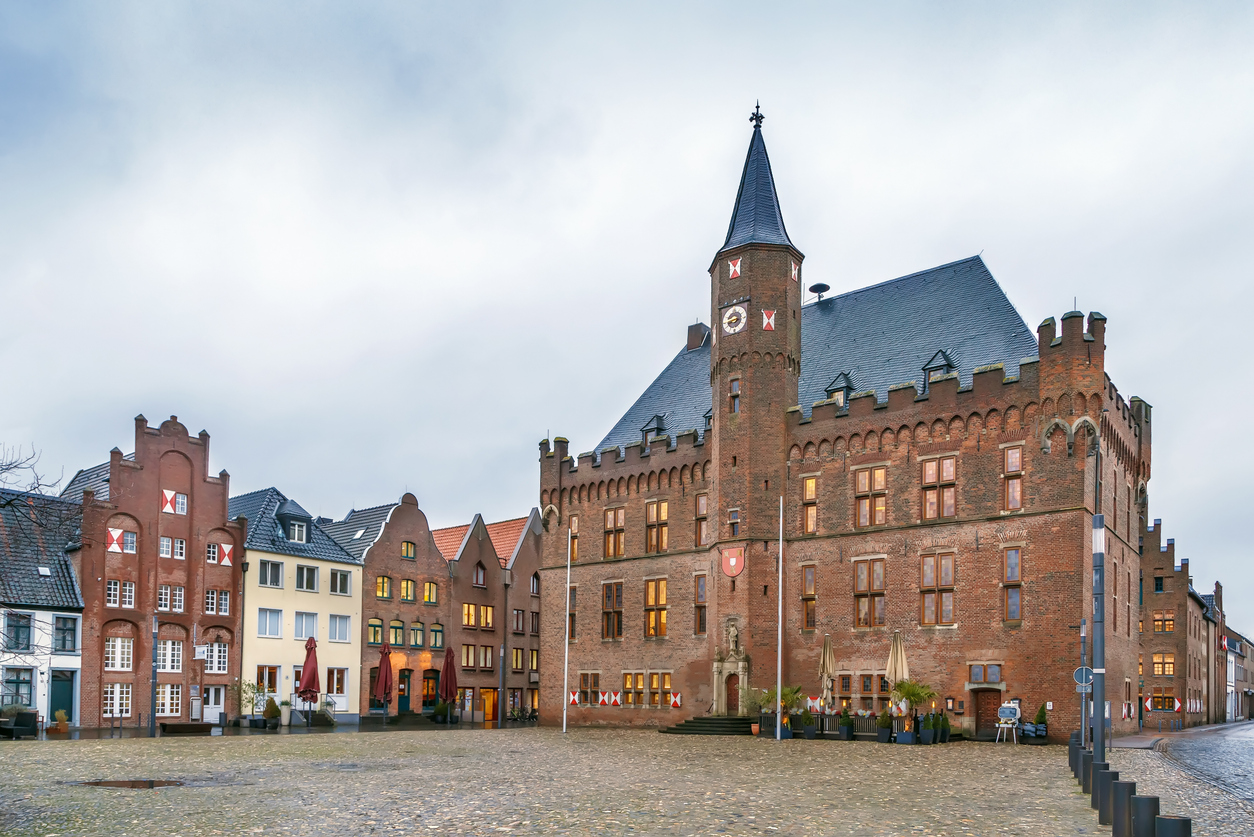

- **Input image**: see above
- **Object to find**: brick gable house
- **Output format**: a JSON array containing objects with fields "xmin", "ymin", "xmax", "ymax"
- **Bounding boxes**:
[
  {"xmin": 65, "ymin": 416, "xmax": 245, "ymax": 728},
  {"xmin": 535, "ymin": 112, "xmax": 1155, "ymax": 741}
]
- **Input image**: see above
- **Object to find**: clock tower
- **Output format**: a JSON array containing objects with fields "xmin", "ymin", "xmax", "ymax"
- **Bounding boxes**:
[{"xmin": 709, "ymin": 106, "xmax": 804, "ymax": 686}]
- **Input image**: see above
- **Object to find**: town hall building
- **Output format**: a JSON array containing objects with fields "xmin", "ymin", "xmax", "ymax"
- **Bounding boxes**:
[{"xmin": 535, "ymin": 109, "xmax": 1153, "ymax": 742}]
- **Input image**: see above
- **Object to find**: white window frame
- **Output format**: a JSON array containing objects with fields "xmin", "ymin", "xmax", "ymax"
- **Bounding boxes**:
[
  {"xmin": 157, "ymin": 585, "xmax": 171, "ymax": 612},
  {"xmin": 106, "ymin": 579, "xmax": 120, "ymax": 607},
  {"xmin": 258, "ymin": 608, "xmax": 283, "ymax": 638},
  {"xmin": 218, "ymin": 590, "xmax": 230, "ymax": 616},
  {"xmin": 159, "ymin": 537, "xmax": 172, "ymax": 558},
  {"xmin": 122, "ymin": 531, "xmax": 137, "ymax": 554},
  {"xmin": 329, "ymin": 614, "xmax": 351, "ymax": 643},
  {"xmin": 102, "ymin": 683, "xmax": 132, "ymax": 718},
  {"xmin": 156, "ymin": 639, "xmax": 183, "ymax": 673},
  {"xmin": 104, "ymin": 637, "xmax": 133, "ymax": 671},
  {"xmin": 296, "ymin": 565, "xmax": 319, "ymax": 592},
  {"xmin": 171, "ymin": 586, "xmax": 184, "ymax": 613},
  {"xmin": 330, "ymin": 570, "xmax": 351, "ymax": 596},
  {"xmin": 174, "ymin": 493, "xmax": 188, "ymax": 515},
  {"xmin": 173, "ymin": 539, "xmax": 186, "ymax": 560},
  {"xmin": 289, "ymin": 521, "xmax": 307, "ymax": 543},
  {"xmin": 206, "ymin": 543, "xmax": 219, "ymax": 563},
  {"xmin": 121, "ymin": 581, "xmax": 135, "ymax": 609},
  {"xmin": 206, "ymin": 641, "xmax": 229, "ymax": 674},
  {"xmin": 295, "ymin": 611, "xmax": 318, "ymax": 641},
  {"xmin": 205, "ymin": 589, "xmax": 217, "ymax": 614},
  {"xmin": 156, "ymin": 683, "xmax": 182, "ymax": 716},
  {"xmin": 258, "ymin": 560, "xmax": 283, "ymax": 588}
]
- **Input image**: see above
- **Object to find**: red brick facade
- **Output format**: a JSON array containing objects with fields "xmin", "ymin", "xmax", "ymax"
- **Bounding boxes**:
[{"xmin": 73, "ymin": 416, "xmax": 244, "ymax": 728}]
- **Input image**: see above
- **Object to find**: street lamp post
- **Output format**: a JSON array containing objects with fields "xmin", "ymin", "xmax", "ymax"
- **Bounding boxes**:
[
  {"xmin": 1092, "ymin": 514, "xmax": 1106, "ymax": 759},
  {"xmin": 1080, "ymin": 618, "xmax": 1088, "ymax": 748},
  {"xmin": 150, "ymin": 615, "xmax": 158, "ymax": 738}
]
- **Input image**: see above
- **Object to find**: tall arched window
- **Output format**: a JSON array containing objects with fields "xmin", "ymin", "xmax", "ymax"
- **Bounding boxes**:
[
  {"xmin": 473, "ymin": 562, "xmax": 486, "ymax": 587},
  {"xmin": 429, "ymin": 623, "xmax": 444, "ymax": 649},
  {"xmin": 531, "ymin": 573, "xmax": 540, "ymax": 595},
  {"xmin": 389, "ymin": 620, "xmax": 405, "ymax": 646}
]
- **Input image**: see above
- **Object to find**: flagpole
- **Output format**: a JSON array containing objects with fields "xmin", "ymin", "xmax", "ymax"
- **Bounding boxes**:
[
  {"xmin": 562, "ymin": 527, "xmax": 572, "ymax": 734},
  {"xmin": 776, "ymin": 495, "xmax": 783, "ymax": 741}
]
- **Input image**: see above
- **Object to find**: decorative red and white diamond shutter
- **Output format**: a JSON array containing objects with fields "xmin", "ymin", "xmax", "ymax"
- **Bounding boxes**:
[
  {"xmin": 106, "ymin": 528, "xmax": 124, "ymax": 553},
  {"xmin": 790, "ymin": 261, "xmax": 798, "ymax": 281},
  {"xmin": 670, "ymin": 692, "xmax": 681, "ymax": 709},
  {"xmin": 1144, "ymin": 695, "xmax": 1153, "ymax": 712},
  {"xmin": 569, "ymin": 690, "xmax": 579, "ymax": 706},
  {"xmin": 611, "ymin": 691, "xmax": 621, "ymax": 706},
  {"xmin": 762, "ymin": 310, "xmax": 775, "ymax": 331},
  {"xmin": 162, "ymin": 490, "xmax": 176, "ymax": 514},
  {"xmin": 220, "ymin": 544, "xmax": 233, "ymax": 566},
  {"xmin": 598, "ymin": 691, "xmax": 609, "ymax": 706},
  {"xmin": 728, "ymin": 259, "xmax": 741, "ymax": 279}
]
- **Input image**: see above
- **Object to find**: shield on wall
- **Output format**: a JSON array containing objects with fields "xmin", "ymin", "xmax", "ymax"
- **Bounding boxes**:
[{"xmin": 721, "ymin": 546, "xmax": 745, "ymax": 578}]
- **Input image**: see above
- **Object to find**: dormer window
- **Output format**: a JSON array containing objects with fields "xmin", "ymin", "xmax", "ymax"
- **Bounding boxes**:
[
  {"xmin": 289, "ymin": 521, "xmax": 307, "ymax": 543},
  {"xmin": 921, "ymin": 350, "xmax": 956, "ymax": 393},
  {"xmin": 641, "ymin": 414, "xmax": 667, "ymax": 447},
  {"xmin": 825, "ymin": 373, "xmax": 855, "ymax": 408},
  {"xmin": 275, "ymin": 498, "xmax": 312, "ymax": 545},
  {"xmin": 704, "ymin": 409, "xmax": 713, "ymax": 431}
]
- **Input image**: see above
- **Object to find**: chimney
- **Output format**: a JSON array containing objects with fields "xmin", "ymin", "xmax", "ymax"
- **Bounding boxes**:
[{"xmin": 687, "ymin": 322, "xmax": 711, "ymax": 351}]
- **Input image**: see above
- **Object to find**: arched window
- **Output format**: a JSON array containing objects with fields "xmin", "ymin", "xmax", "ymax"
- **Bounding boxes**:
[
  {"xmin": 531, "ymin": 573, "xmax": 540, "ymax": 595},
  {"xmin": 429, "ymin": 623, "xmax": 444, "ymax": 649},
  {"xmin": 367, "ymin": 618, "xmax": 383, "ymax": 645},
  {"xmin": 424, "ymin": 581, "xmax": 438, "ymax": 604},
  {"xmin": 389, "ymin": 620, "xmax": 405, "ymax": 646},
  {"xmin": 376, "ymin": 575, "xmax": 392, "ymax": 599},
  {"xmin": 401, "ymin": 541, "xmax": 416, "ymax": 559},
  {"xmin": 473, "ymin": 562, "xmax": 486, "ymax": 587},
  {"xmin": 411, "ymin": 622, "xmax": 425, "ymax": 647}
]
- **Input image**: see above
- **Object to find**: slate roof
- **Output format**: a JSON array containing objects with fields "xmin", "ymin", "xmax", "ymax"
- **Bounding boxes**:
[
  {"xmin": 0, "ymin": 490, "xmax": 84, "ymax": 610},
  {"xmin": 61, "ymin": 453, "xmax": 134, "ymax": 502},
  {"xmin": 598, "ymin": 256, "xmax": 1038, "ymax": 453},
  {"xmin": 321, "ymin": 503, "xmax": 396, "ymax": 562},
  {"xmin": 721, "ymin": 120, "xmax": 795, "ymax": 253},
  {"xmin": 228, "ymin": 487, "xmax": 360, "ymax": 565}
]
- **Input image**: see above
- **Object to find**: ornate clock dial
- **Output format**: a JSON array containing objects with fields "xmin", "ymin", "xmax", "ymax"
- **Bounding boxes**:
[{"xmin": 722, "ymin": 305, "xmax": 748, "ymax": 335}]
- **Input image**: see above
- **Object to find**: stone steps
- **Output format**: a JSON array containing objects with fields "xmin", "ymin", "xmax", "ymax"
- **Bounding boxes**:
[{"xmin": 659, "ymin": 716, "xmax": 754, "ymax": 736}]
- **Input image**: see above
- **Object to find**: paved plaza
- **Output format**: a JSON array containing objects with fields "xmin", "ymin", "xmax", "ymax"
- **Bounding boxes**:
[{"xmin": 2, "ymin": 727, "xmax": 1252, "ymax": 836}]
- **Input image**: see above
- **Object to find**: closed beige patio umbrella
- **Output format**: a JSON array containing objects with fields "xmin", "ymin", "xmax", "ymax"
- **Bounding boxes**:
[
  {"xmin": 819, "ymin": 634, "xmax": 838, "ymax": 711},
  {"xmin": 885, "ymin": 629, "xmax": 909, "ymax": 687}
]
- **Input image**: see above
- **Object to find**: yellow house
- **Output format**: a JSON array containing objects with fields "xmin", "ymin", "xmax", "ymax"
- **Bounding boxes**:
[{"xmin": 231, "ymin": 489, "xmax": 363, "ymax": 720}]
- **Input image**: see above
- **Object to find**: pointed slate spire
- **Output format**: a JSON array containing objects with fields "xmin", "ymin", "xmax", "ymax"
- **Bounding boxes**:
[{"xmin": 720, "ymin": 104, "xmax": 796, "ymax": 253}]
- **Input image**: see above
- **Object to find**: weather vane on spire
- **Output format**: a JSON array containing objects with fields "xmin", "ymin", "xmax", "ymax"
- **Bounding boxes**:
[{"xmin": 750, "ymin": 101, "xmax": 764, "ymax": 128}]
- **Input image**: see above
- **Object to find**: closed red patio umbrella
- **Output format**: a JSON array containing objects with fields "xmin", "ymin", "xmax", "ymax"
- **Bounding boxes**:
[
  {"xmin": 438, "ymin": 645, "xmax": 458, "ymax": 722},
  {"xmin": 297, "ymin": 637, "xmax": 320, "ymax": 727},
  {"xmin": 373, "ymin": 640, "xmax": 394, "ymax": 721}
]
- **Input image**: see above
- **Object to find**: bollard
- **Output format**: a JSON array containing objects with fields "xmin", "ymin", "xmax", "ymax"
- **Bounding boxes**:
[
  {"xmin": 1081, "ymin": 750, "xmax": 1094, "ymax": 791},
  {"xmin": 1090, "ymin": 762, "xmax": 1108, "ymax": 809},
  {"xmin": 1069, "ymin": 741, "xmax": 1078, "ymax": 776},
  {"xmin": 1098, "ymin": 769, "xmax": 1119, "ymax": 825},
  {"xmin": 1155, "ymin": 816, "xmax": 1191, "ymax": 837},
  {"xmin": 1131, "ymin": 795, "xmax": 1160, "ymax": 837},
  {"xmin": 1112, "ymin": 780, "xmax": 1136, "ymax": 837}
]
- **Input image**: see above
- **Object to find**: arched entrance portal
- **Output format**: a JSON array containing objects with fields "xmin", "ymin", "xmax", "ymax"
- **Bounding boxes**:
[{"xmin": 726, "ymin": 674, "xmax": 740, "ymax": 714}]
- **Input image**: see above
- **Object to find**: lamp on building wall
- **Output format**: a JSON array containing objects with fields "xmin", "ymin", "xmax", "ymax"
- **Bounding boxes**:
[{"xmin": 945, "ymin": 697, "xmax": 955, "ymax": 711}]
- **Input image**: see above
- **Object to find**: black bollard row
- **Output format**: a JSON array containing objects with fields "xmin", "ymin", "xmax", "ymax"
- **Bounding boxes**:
[
  {"xmin": 1098, "ymin": 769, "xmax": 1119, "ymax": 825},
  {"xmin": 1111, "ymin": 780, "xmax": 1136, "ymax": 837},
  {"xmin": 1061, "ymin": 735, "xmax": 1190, "ymax": 836},
  {"xmin": 1131, "ymin": 795, "xmax": 1160, "ymax": 837},
  {"xmin": 1081, "ymin": 750, "xmax": 1095, "ymax": 793},
  {"xmin": 1090, "ymin": 761, "xmax": 1108, "ymax": 810},
  {"xmin": 1155, "ymin": 815, "xmax": 1192, "ymax": 837}
]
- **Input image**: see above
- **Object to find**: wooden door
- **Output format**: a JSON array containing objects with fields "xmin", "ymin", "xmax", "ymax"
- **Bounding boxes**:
[
  {"xmin": 726, "ymin": 674, "xmax": 740, "ymax": 714},
  {"xmin": 975, "ymin": 690, "xmax": 1001, "ymax": 737},
  {"xmin": 398, "ymin": 670, "xmax": 412, "ymax": 713},
  {"xmin": 481, "ymin": 688, "xmax": 498, "ymax": 722}
]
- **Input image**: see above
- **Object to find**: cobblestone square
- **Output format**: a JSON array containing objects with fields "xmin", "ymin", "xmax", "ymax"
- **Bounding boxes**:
[{"xmin": 2, "ymin": 728, "xmax": 1250, "ymax": 836}]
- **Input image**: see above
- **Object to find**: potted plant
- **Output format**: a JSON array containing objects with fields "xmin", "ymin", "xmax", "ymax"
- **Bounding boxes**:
[
  {"xmin": 920, "ymin": 713, "xmax": 935, "ymax": 744},
  {"xmin": 263, "ymin": 697, "xmax": 281, "ymax": 730},
  {"xmin": 53, "ymin": 709, "xmax": 69, "ymax": 733},
  {"xmin": 939, "ymin": 713, "xmax": 951, "ymax": 743},
  {"xmin": 740, "ymin": 687, "xmax": 762, "ymax": 735},
  {"xmin": 279, "ymin": 700, "xmax": 291, "ymax": 726},
  {"xmin": 876, "ymin": 707, "xmax": 893, "ymax": 743},
  {"xmin": 838, "ymin": 707, "xmax": 854, "ymax": 740},
  {"xmin": 759, "ymin": 685, "xmax": 803, "ymax": 738},
  {"xmin": 1034, "ymin": 703, "xmax": 1048, "ymax": 740},
  {"xmin": 891, "ymin": 680, "xmax": 938, "ymax": 745},
  {"xmin": 800, "ymin": 708, "xmax": 817, "ymax": 740}
]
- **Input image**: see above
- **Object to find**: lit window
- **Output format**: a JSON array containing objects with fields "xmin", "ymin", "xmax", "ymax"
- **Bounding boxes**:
[
  {"xmin": 401, "ymin": 541, "xmax": 416, "ymax": 559},
  {"xmin": 423, "ymin": 581, "xmax": 437, "ymax": 603},
  {"xmin": 429, "ymin": 623, "xmax": 443, "ymax": 649},
  {"xmin": 462, "ymin": 603, "xmax": 477, "ymax": 628},
  {"xmin": 400, "ymin": 579, "xmax": 415, "ymax": 602},
  {"xmin": 853, "ymin": 558, "xmax": 885, "ymax": 626},
  {"xmin": 803, "ymin": 477, "xmax": 818, "ymax": 534},
  {"xmin": 645, "ymin": 501, "xmax": 669, "ymax": 553},
  {"xmin": 802, "ymin": 566, "xmax": 817, "ymax": 629},
  {"xmin": 390, "ymin": 620, "xmax": 405, "ymax": 646},
  {"xmin": 569, "ymin": 515, "xmax": 579, "ymax": 561},
  {"xmin": 604, "ymin": 509, "xmax": 626, "ymax": 557},
  {"xmin": 479, "ymin": 605, "xmax": 494, "ymax": 629},
  {"xmin": 411, "ymin": 622, "xmax": 424, "ymax": 647},
  {"xmin": 376, "ymin": 575, "xmax": 392, "ymax": 599},
  {"xmin": 368, "ymin": 618, "xmax": 383, "ymax": 645},
  {"xmin": 645, "ymin": 578, "xmax": 667, "ymax": 637},
  {"xmin": 855, "ymin": 467, "xmax": 887, "ymax": 527}
]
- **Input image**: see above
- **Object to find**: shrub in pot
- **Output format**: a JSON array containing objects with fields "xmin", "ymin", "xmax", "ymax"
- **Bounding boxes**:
[
  {"xmin": 876, "ymin": 708, "xmax": 893, "ymax": 743},
  {"xmin": 263, "ymin": 697, "xmax": 281, "ymax": 730},
  {"xmin": 838, "ymin": 708, "xmax": 855, "ymax": 740},
  {"xmin": 800, "ymin": 709, "xmax": 817, "ymax": 739},
  {"xmin": 53, "ymin": 709, "xmax": 69, "ymax": 733},
  {"xmin": 939, "ymin": 713, "xmax": 951, "ymax": 743},
  {"xmin": 1034, "ymin": 703, "xmax": 1048, "ymax": 739},
  {"xmin": 920, "ymin": 713, "xmax": 935, "ymax": 745}
]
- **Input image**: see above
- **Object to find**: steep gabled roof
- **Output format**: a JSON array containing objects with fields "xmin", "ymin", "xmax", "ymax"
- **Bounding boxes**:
[
  {"xmin": 228, "ymin": 487, "xmax": 359, "ymax": 565},
  {"xmin": 0, "ymin": 490, "xmax": 84, "ymax": 610},
  {"xmin": 321, "ymin": 502, "xmax": 396, "ymax": 562},
  {"xmin": 61, "ymin": 453, "xmax": 134, "ymax": 502},
  {"xmin": 431, "ymin": 524, "xmax": 470, "ymax": 561},
  {"xmin": 597, "ymin": 256, "xmax": 1038, "ymax": 452},
  {"xmin": 720, "ymin": 115, "xmax": 795, "ymax": 253}
]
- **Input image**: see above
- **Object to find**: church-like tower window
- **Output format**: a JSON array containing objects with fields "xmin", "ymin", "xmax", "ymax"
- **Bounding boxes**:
[
  {"xmin": 604, "ymin": 508, "xmax": 625, "ymax": 557},
  {"xmin": 695, "ymin": 495, "xmax": 709, "ymax": 546},
  {"xmin": 729, "ymin": 379, "xmax": 741, "ymax": 413},
  {"xmin": 646, "ymin": 501, "xmax": 668, "ymax": 552},
  {"xmin": 728, "ymin": 509, "xmax": 740, "ymax": 538}
]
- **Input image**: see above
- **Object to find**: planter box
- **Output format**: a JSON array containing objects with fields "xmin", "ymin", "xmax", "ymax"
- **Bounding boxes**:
[
  {"xmin": 249, "ymin": 718, "xmax": 266, "ymax": 729},
  {"xmin": 802, "ymin": 725, "xmax": 817, "ymax": 740},
  {"xmin": 877, "ymin": 727, "xmax": 893, "ymax": 743},
  {"xmin": 897, "ymin": 730, "xmax": 915, "ymax": 744},
  {"xmin": 838, "ymin": 726, "xmax": 854, "ymax": 741},
  {"xmin": 920, "ymin": 728, "xmax": 935, "ymax": 745},
  {"xmin": 939, "ymin": 728, "xmax": 950, "ymax": 743}
]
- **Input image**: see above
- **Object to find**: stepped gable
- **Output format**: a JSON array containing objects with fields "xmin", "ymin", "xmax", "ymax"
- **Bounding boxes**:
[
  {"xmin": 61, "ymin": 453, "xmax": 135, "ymax": 502},
  {"xmin": 0, "ymin": 489, "xmax": 84, "ymax": 610},
  {"xmin": 596, "ymin": 256, "xmax": 1038, "ymax": 452},
  {"xmin": 228, "ymin": 487, "xmax": 359, "ymax": 565},
  {"xmin": 322, "ymin": 502, "xmax": 396, "ymax": 561},
  {"xmin": 431, "ymin": 523, "xmax": 470, "ymax": 561}
]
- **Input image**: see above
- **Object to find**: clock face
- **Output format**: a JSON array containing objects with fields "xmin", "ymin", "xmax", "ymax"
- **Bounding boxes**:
[{"xmin": 722, "ymin": 305, "xmax": 748, "ymax": 335}]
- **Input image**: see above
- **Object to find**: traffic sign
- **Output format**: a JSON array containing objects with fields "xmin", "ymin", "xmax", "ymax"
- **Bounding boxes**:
[
  {"xmin": 1075, "ymin": 684, "xmax": 1092, "ymax": 693},
  {"xmin": 1074, "ymin": 666, "xmax": 1095, "ymax": 685}
]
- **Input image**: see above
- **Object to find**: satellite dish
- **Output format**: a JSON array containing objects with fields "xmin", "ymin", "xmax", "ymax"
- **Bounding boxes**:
[{"xmin": 808, "ymin": 283, "xmax": 830, "ymax": 301}]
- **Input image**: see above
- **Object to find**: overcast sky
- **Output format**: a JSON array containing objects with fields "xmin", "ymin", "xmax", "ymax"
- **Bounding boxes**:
[{"xmin": 2, "ymin": 3, "xmax": 1251, "ymax": 629}]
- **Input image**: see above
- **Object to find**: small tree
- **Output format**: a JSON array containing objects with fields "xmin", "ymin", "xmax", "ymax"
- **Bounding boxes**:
[
  {"xmin": 234, "ymin": 680, "xmax": 264, "ymax": 716},
  {"xmin": 1034, "ymin": 703, "xmax": 1047, "ymax": 725},
  {"xmin": 739, "ymin": 686, "xmax": 762, "ymax": 715},
  {"xmin": 876, "ymin": 707, "xmax": 893, "ymax": 729},
  {"xmin": 263, "ymin": 697, "xmax": 280, "ymax": 720},
  {"xmin": 891, "ymin": 679, "xmax": 938, "ymax": 731}
]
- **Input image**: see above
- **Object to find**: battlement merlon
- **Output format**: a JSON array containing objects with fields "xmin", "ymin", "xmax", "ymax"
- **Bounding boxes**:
[{"xmin": 540, "ymin": 431, "xmax": 708, "ymax": 485}]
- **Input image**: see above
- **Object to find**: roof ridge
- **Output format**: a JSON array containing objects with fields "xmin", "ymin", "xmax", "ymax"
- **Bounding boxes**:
[{"xmin": 801, "ymin": 255, "xmax": 986, "ymax": 310}]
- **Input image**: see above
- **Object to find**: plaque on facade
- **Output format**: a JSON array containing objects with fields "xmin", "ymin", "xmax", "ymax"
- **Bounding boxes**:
[{"xmin": 721, "ymin": 546, "xmax": 745, "ymax": 578}]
